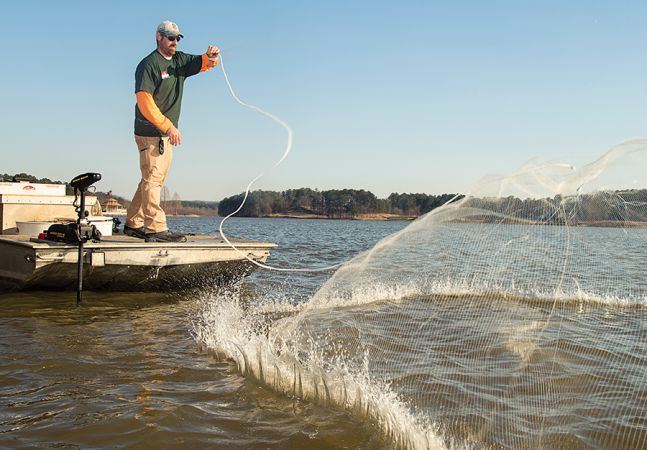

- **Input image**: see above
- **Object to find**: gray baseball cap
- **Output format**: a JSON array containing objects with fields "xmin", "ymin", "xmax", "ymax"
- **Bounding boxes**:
[{"xmin": 157, "ymin": 21, "xmax": 184, "ymax": 38}]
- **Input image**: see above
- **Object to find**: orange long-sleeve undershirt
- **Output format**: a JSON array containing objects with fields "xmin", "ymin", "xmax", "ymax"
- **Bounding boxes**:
[
  {"xmin": 136, "ymin": 53, "xmax": 220, "ymax": 133},
  {"xmin": 200, "ymin": 53, "xmax": 219, "ymax": 72}
]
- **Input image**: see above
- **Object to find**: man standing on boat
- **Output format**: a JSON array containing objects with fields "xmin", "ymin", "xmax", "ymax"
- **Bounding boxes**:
[{"xmin": 124, "ymin": 21, "xmax": 220, "ymax": 243}]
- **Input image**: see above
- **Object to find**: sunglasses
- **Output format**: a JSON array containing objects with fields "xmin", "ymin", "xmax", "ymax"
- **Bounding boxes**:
[{"xmin": 164, "ymin": 34, "xmax": 181, "ymax": 42}]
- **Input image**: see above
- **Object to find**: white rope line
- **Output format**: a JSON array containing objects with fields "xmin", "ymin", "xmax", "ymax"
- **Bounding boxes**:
[
  {"xmin": 217, "ymin": 56, "xmax": 578, "ymax": 274},
  {"xmin": 218, "ymin": 54, "xmax": 345, "ymax": 272}
]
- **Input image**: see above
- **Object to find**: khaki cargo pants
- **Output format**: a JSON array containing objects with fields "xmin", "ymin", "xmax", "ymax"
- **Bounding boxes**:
[{"xmin": 125, "ymin": 135, "xmax": 173, "ymax": 234}]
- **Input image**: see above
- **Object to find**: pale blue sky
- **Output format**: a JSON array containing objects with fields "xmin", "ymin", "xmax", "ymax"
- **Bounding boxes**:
[{"xmin": 1, "ymin": 1, "xmax": 645, "ymax": 201}]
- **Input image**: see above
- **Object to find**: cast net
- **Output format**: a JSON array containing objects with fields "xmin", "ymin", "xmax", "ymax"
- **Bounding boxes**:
[{"xmin": 193, "ymin": 138, "xmax": 647, "ymax": 449}]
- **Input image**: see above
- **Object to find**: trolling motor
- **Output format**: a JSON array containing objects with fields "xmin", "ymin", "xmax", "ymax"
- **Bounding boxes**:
[{"xmin": 46, "ymin": 172, "xmax": 102, "ymax": 305}]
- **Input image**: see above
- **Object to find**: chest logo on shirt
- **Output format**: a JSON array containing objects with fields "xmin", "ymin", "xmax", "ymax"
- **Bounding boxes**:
[{"xmin": 161, "ymin": 70, "xmax": 169, "ymax": 79}]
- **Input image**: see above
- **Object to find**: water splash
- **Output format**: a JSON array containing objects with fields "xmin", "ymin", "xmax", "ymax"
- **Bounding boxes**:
[{"xmin": 192, "ymin": 291, "xmax": 446, "ymax": 449}]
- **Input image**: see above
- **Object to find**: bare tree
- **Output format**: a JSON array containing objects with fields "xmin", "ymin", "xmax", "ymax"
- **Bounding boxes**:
[{"xmin": 172, "ymin": 191, "xmax": 182, "ymax": 216}]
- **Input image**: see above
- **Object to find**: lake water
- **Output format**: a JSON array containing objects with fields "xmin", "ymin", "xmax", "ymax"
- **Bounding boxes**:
[{"xmin": 0, "ymin": 216, "xmax": 645, "ymax": 449}]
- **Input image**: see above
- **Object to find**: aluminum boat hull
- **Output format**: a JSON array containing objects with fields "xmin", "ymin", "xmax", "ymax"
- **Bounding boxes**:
[{"xmin": 0, "ymin": 233, "xmax": 276, "ymax": 292}]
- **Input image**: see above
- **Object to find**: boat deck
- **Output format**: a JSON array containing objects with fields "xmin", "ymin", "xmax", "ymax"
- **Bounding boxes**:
[{"xmin": 1, "ymin": 233, "xmax": 274, "ymax": 248}]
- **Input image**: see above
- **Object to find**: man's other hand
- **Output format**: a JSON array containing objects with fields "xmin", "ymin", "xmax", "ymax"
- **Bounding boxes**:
[{"xmin": 167, "ymin": 124, "xmax": 182, "ymax": 146}]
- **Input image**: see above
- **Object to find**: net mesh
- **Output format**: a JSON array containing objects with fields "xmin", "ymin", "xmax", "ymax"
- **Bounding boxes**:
[{"xmin": 194, "ymin": 138, "xmax": 647, "ymax": 449}]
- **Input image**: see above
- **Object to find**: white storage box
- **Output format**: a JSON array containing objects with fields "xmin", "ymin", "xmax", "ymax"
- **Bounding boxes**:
[
  {"xmin": 16, "ymin": 221, "xmax": 54, "ymax": 236},
  {"xmin": 88, "ymin": 216, "xmax": 114, "ymax": 236}
]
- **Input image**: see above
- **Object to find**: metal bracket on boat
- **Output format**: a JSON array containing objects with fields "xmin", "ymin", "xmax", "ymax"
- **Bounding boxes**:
[
  {"xmin": 91, "ymin": 252, "xmax": 105, "ymax": 267},
  {"xmin": 35, "ymin": 252, "xmax": 65, "ymax": 261}
]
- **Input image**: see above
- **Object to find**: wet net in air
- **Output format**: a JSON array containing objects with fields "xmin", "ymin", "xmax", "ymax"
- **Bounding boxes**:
[{"xmin": 194, "ymin": 138, "xmax": 647, "ymax": 449}]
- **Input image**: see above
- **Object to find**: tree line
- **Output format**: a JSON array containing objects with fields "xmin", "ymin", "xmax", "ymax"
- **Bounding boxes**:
[
  {"xmin": 217, "ymin": 188, "xmax": 462, "ymax": 218},
  {"xmin": 461, "ymin": 190, "xmax": 647, "ymax": 224},
  {"xmin": 218, "ymin": 187, "xmax": 647, "ymax": 223}
]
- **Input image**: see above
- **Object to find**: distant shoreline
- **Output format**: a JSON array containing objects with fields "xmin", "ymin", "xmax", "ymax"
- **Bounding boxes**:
[
  {"xmin": 162, "ymin": 214, "xmax": 647, "ymax": 227},
  {"xmin": 264, "ymin": 212, "xmax": 416, "ymax": 221}
]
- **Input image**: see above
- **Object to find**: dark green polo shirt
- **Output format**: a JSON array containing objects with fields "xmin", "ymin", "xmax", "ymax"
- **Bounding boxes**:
[{"xmin": 134, "ymin": 50, "xmax": 203, "ymax": 137}]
